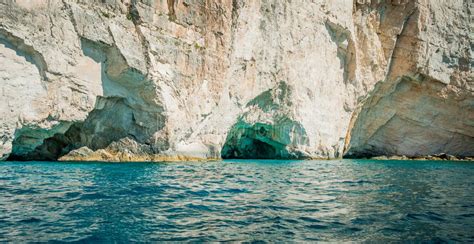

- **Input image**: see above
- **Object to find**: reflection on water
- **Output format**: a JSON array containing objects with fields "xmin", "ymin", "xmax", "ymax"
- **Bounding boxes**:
[{"xmin": 0, "ymin": 160, "xmax": 473, "ymax": 242}]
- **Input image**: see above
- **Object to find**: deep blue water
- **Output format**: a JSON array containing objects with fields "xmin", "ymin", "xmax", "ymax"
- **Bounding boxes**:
[{"xmin": 0, "ymin": 159, "xmax": 473, "ymax": 242}]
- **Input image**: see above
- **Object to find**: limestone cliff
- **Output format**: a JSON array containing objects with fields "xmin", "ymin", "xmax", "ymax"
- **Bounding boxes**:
[{"xmin": 0, "ymin": 0, "xmax": 472, "ymax": 161}]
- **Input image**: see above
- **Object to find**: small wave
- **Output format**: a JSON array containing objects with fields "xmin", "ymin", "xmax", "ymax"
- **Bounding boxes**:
[
  {"xmin": 79, "ymin": 192, "xmax": 110, "ymax": 200},
  {"xmin": 307, "ymin": 224, "xmax": 329, "ymax": 230},
  {"xmin": 0, "ymin": 160, "xmax": 473, "ymax": 242},
  {"xmin": 299, "ymin": 216, "xmax": 322, "ymax": 223},
  {"xmin": 18, "ymin": 217, "xmax": 41, "ymax": 223},
  {"xmin": 406, "ymin": 212, "xmax": 445, "ymax": 222},
  {"xmin": 340, "ymin": 180, "xmax": 374, "ymax": 184}
]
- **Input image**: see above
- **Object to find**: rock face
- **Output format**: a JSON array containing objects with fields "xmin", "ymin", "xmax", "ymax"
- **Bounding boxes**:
[
  {"xmin": 0, "ymin": 0, "xmax": 472, "ymax": 161},
  {"xmin": 344, "ymin": 0, "xmax": 474, "ymax": 158}
]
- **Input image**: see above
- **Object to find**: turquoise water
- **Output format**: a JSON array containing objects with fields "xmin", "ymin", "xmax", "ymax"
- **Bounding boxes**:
[{"xmin": 0, "ymin": 159, "xmax": 473, "ymax": 242}]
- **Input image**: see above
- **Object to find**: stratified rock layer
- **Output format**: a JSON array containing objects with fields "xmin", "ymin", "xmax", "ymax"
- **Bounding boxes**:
[{"xmin": 0, "ymin": 0, "xmax": 472, "ymax": 161}]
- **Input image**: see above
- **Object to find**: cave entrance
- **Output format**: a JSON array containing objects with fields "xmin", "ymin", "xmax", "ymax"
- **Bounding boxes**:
[
  {"xmin": 222, "ymin": 137, "xmax": 280, "ymax": 159},
  {"xmin": 7, "ymin": 96, "xmax": 165, "ymax": 161},
  {"xmin": 221, "ymin": 122, "xmax": 290, "ymax": 159},
  {"xmin": 7, "ymin": 123, "xmax": 83, "ymax": 161}
]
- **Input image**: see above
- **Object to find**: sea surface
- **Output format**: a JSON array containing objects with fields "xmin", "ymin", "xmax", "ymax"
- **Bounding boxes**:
[{"xmin": 0, "ymin": 159, "xmax": 473, "ymax": 242}]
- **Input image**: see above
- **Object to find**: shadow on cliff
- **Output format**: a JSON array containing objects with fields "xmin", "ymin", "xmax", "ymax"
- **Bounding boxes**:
[
  {"xmin": 343, "ymin": 75, "xmax": 474, "ymax": 158},
  {"xmin": 0, "ymin": 30, "xmax": 48, "ymax": 80},
  {"xmin": 8, "ymin": 39, "xmax": 166, "ymax": 161}
]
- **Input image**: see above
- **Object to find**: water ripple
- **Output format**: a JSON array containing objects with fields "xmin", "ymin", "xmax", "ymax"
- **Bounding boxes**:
[{"xmin": 0, "ymin": 159, "xmax": 473, "ymax": 242}]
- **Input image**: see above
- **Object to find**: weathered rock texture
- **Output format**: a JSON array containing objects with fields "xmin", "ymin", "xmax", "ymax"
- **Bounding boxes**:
[
  {"xmin": 345, "ymin": 0, "xmax": 474, "ymax": 158},
  {"xmin": 0, "ymin": 0, "xmax": 472, "ymax": 161}
]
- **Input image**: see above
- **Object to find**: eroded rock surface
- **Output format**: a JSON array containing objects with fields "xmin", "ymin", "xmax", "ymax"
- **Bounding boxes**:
[
  {"xmin": 344, "ymin": 0, "xmax": 474, "ymax": 158},
  {"xmin": 0, "ymin": 0, "xmax": 472, "ymax": 161}
]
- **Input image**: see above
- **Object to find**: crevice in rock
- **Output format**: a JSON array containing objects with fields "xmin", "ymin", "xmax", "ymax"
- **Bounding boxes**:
[
  {"xmin": 127, "ymin": 0, "xmax": 142, "ymax": 24},
  {"xmin": 63, "ymin": 0, "xmax": 147, "ymax": 83},
  {"xmin": 0, "ymin": 28, "xmax": 48, "ymax": 80},
  {"xmin": 61, "ymin": 0, "xmax": 79, "ymax": 38},
  {"xmin": 128, "ymin": 0, "xmax": 152, "ymax": 73},
  {"xmin": 385, "ymin": 5, "xmax": 417, "ymax": 77},
  {"xmin": 167, "ymin": 0, "xmax": 176, "ymax": 21},
  {"xmin": 231, "ymin": 0, "xmax": 240, "ymax": 31},
  {"xmin": 325, "ymin": 20, "xmax": 356, "ymax": 84}
]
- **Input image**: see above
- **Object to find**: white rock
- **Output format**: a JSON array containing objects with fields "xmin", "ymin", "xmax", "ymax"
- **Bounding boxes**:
[{"xmin": 0, "ymin": 0, "xmax": 471, "ymax": 161}]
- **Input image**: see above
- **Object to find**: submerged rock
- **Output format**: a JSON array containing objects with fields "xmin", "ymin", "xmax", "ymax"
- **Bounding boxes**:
[{"xmin": 0, "ymin": 1, "xmax": 472, "ymax": 161}]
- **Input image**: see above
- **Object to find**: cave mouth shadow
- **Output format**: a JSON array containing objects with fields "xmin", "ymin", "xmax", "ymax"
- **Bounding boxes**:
[
  {"xmin": 7, "ymin": 123, "xmax": 83, "ymax": 161},
  {"xmin": 221, "ymin": 122, "xmax": 287, "ymax": 160},
  {"xmin": 7, "ymin": 96, "xmax": 163, "ymax": 161},
  {"xmin": 220, "ymin": 121, "xmax": 310, "ymax": 160},
  {"xmin": 221, "ymin": 137, "xmax": 280, "ymax": 159}
]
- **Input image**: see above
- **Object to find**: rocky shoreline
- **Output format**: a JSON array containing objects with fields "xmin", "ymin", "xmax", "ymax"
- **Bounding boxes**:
[
  {"xmin": 57, "ymin": 138, "xmax": 473, "ymax": 163},
  {"xmin": 370, "ymin": 154, "xmax": 474, "ymax": 162}
]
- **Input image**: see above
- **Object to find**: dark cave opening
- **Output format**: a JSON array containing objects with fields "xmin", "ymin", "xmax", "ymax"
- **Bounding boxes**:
[
  {"xmin": 7, "ymin": 96, "xmax": 164, "ymax": 161},
  {"xmin": 221, "ymin": 119, "xmax": 311, "ymax": 160},
  {"xmin": 7, "ymin": 124, "xmax": 84, "ymax": 161},
  {"xmin": 221, "ymin": 122, "xmax": 287, "ymax": 159},
  {"xmin": 222, "ymin": 137, "xmax": 279, "ymax": 159}
]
